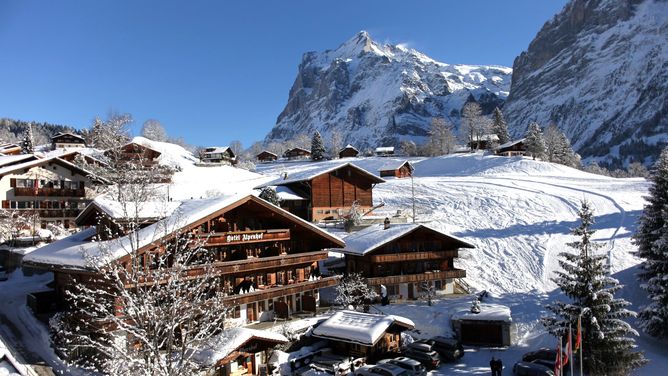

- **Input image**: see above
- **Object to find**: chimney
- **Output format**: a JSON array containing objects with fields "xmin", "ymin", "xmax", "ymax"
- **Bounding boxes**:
[{"xmin": 383, "ymin": 217, "xmax": 391, "ymax": 230}]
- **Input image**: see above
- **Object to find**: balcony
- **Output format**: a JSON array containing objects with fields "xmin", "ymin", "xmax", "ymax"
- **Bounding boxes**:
[
  {"xmin": 38, "ymin": 209, "xmax": 82, "ymax": 218},
  {"xmin": 369, "ymin": 250, "xmax": 458, "ymax": 263},
  {"xmin": 222, "ymin": 276, "xmax": 339, "ymax": 306},
  {"xmin": 366, "ymin": 269, "xmax": 466, "ymax": 286},
  {"xmin": 14, "ymin": 187, "xmax": 85, "ymax": 197},
  {"xmin": 185, "ymin": 250, "xmax": 328, "ymax": 277}
]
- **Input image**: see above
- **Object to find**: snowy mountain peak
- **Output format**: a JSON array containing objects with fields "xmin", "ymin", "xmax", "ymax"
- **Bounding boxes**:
[{"xmin": 265, "ymin": 32, "xmax": 511, "ymax": 151}]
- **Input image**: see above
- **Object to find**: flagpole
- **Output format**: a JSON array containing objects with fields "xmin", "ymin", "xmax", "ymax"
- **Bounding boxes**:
[
  {"xmin": 579, "ymin": 316, "xmax": 583, "ymax": 376},
  {"xmin": 570, "ymin": 323, "xmax": 574, "ymax": 376}
]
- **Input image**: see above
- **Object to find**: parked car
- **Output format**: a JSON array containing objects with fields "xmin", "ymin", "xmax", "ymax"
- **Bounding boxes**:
[
  {"xmin": 530, "ymin": 360, "xmax": 569, "ymax": 375},
  {"xmin": 402, "ymin": 348, "xmax": 441, "ymax": 370},
  {"xmin": 378, "ymin": 357, "xmax": 427, "ymax": 376},
  {"xmin": 354, "ymin": 364, "xmax": 409, "ymax": 376},
  {"xmin": 422, "ymin": 336, "xmax": 465, "ymax": 362},
  {"xmin": 0, "ymin": 266, "xmax": 7, "ymax": 281},
  {"xmin": 513, "ymin": 361, "xmax": 555, "ymax": 376},
  {"xmin": 521, "ymin": 348, "xmax": 558, "ymax": 363}
]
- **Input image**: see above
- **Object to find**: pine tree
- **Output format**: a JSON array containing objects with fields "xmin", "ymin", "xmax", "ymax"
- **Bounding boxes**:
[
  {"xmin": 258, "ymin": 187, "xmax": 281, "ymax": 206},
  {"xmin": 524, "ymin": 122, "xmax": 546, "ymax": 160},
  {"xmin": 311, "ymin": 131, "xmax": 325, "ymax": 161},
  {"xmin": 21, "ymin": 123, "xmax": 34, "ymax": 154},
  {"xmin": 544, "ymin": 123, "xmax": 580, "ymax": 168},
  {"xmin": 543, "ymin": 201, "xmax": 646, "ymax": 375},
  {"xmin": 634, "ymin": 146, "xmax": 668, "ymax": 338},
  {"xmin": 492, "ymin": 107, "xmax": 510, "ymax": 145}
]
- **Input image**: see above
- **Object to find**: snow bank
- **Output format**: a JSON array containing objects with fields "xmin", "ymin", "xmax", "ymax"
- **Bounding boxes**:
[{"xmin": 451, "ymin": 303, "xmax": 512, "ymax": 323}]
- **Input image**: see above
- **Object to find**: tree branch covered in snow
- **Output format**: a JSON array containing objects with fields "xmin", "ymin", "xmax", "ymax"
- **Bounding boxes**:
[{"xmin": 335, "ymin": 273, "xmax": 378, "ymax": 311}]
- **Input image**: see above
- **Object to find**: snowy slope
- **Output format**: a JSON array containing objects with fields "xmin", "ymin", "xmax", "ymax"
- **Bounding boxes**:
[
  {"xmin": 505, "ymin": 0, "xmax": 668, "ymax": 167},
  {"xmin": 265, "ymin": 31, "xmax": 511, "ymax": 150}
]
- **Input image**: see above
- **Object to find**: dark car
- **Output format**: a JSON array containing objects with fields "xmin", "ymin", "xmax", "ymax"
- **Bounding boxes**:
[
  {"xmin": 530, "ymin": 359, "xmax": 569, "ymax": 375},
  {"xmin": 522, "ymin": 348, "xmax": 558, "ymax": 363},
  {"xmin": 426, "ymin": 336, "xmax": 465, "ymax": 361},
  {"xmin": 402, "ymin": 348, "xmax": 441, "ymax": 370},
  {"xmin": 513, "ymin": 361, "xmax": 555, "ymax": 376},
  {"xmin": 378, "ymin": 357, "xmax": 427, "ymax": 376}
]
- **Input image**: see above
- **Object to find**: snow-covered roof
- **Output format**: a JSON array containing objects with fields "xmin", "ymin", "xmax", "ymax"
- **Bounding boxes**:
[
  {"xmin": 194, "ymin": 328, "xmax": 288, "ymax": 366},
  {"xmin": 23, "ymin": 194, "xmax": 344, "ymax": 270},
  {"xmin": 0, "ymin": 154, "xmax": 36, "ymax": 168},
  {"xmin": 0, "ymin": 155, "xmax": 102, "ymax": 181},
  {"xmin": 285, "ymin": 147, "xmax": 311, "ymax": 154},
  {"xmin": 257, "ymin": 150, "xmax": 277, "ymax": 157},
  {"xmin": 379, "ymin": 160, "xmax": 412, "ymax": 172},
  {"xmin": 311, "ymin": 310, "xmax": 414, "ymax": 346},
  {"xmin": 339, "ymin": 223, "xmax": 475, "ymax": 256},
  {"xmin": 256, "ymin": 162, "xmax": 385, "ymax": 188},
  {"xmin": 51, "ymin": 132, "xmax": 85, "ymax": 142},
  {"xmin": 375, "ymin": 147, "xmax": 395, "ymax": 153},
  {"xmin": 451, "ymin": 303, "xmax": 512, "ymax": 323},
  {"xmin": 470, "ymin": 134, "xmax": 500, "ymax": 142},
  {"xmin": 496, "ymin": 138, "xmax": 526, "ymax": 150},
  {"xmin": 203, "ymin": 146, "xmax": 232, "ymax": 154},
  {"xmin": 0, "ymin": 334, "xmax": 33, "ymax": 376},
  {"xmin": 340, "ymin": 144, "xmax": 358, "ymax": 152},
  {"xmin": 76, "ymin": 195, "xmax": 182, "ymax": 224},
  {"xmin": 274, "ymin": 186, "xmax": 307, "ymax": 201}
]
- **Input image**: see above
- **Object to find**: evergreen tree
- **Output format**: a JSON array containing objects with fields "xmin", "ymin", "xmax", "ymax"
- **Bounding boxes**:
[
  {"xmin": 492, "ymin": 107, "xmax": 510, "ymax": 145},
  {"xmin": 634, "ymin": 146, "xmax": 668, "ymax": 338},
  {"xmin": 543, "ymin": 201, "xmax": 646, "ymax": 375},
  {"xmin": 524, "ymin": 122, "xmax": 546, "ymax": 160},
  {"xmin": 544, "ymin": 123, "xmax": 580, "ymax": 168},
  {"xmin": 258, "ymin": 187, "xmax": 281, "ymax": 206},
  {"xmin": 311, "ymin": 131, "xmax": 325, "ymax": 161},
  {"xmin": 21, "ymin": 123, "xmax": 34, "ymax": 154}
]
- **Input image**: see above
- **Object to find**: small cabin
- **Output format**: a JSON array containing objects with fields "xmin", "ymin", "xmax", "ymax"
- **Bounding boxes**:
[
  {"xmin": 451, "ymin": 303, "xmax": 513, "ymax": 347},
  {"xmin": 375, "ymin": 147, "xmax": 395, "ymax": 157},
  {"xmin": 339, "ymin": 145, "xmax": 359, "ymax": 159},
  {"xmin": 256, "ymin": 151, "xmax": 278, "ymax": 163},
  {"xmin": 202, "ymin": 146, "xmax": 236, "ymax": 164},
  {"xmin": 468, "ymin": 134, "xmax": 499, "ymax": 150},
  {"xmin": 379, "ymin": 160, "xmax": 413, "ymax": 178},
  {"xmin": 311, "ymin": 310, "xmax": 414, "ymax": 361},
  {"xmin": 283, "ymin": 147, "xmax": 311, "ymax": 160},
  {"xmin": 496, "ymin": 138, "xmax": 527, "ymax": 157},
  {"xmin": 105, "ymin": 142, "xmax": 162, "ymax": 167},
  {"xmin": 51, "ymin": 132, "xmax": 86, "ymax": 149},
  {"xmin": 0, "ymin": 143, "xmax": 22, "ymax": 156}
]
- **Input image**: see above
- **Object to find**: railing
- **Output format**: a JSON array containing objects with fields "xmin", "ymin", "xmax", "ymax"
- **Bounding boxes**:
[
  {"xmin": 369, "ymin": 250, "xmax": 458, "ymax": 263},
  {"xmin": 14, "ymin": 187, "xmax": 85, "ymax": 197},
  {"xmin": 366, "ymin": 269, "xmax": 466, "ymax": 286},
  {"xmin": 183, "ymin": 250, "xmax": 328, "ymax": 277},
  {"xmin": 38, "ymin": 209, "xmax": 82, "ymax": 218},
  {"xmin": 222, "ymin": 276, "xmax": 339, "ymax": 306}
]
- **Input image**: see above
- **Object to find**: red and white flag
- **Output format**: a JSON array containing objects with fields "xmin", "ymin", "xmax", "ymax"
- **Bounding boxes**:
[
  {"xmin": 575, "ymin": 316, "xmax": 582, "ymax": 352},
  {"xmin": 554, "ymin": 337, "xmax": 562, "ymax": 376}
]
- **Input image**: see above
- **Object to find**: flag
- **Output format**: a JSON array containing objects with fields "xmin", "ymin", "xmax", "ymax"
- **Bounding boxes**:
[
  {"xmin": 563, "ymin": 329, "xmax": 571, "ymax": 367},
  {"xmin": 555, "ymin": 337, "xmax": 562, "ymax": 376},
  {"xmin": 575, "ymin": 316, "xmax": 582, "ymax": 352}
]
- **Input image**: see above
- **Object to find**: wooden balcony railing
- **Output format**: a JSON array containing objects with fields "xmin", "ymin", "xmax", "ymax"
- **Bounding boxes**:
[
  {"xmin": 366, "ymin": 269, "xmax": 466, "ymax": 286},
  {"xmin": 182, "ymin": 250, "xmax": 328, "ymax": 277},
  {"xmin": 38, "ymin": 209, "xmax": 82, "ymax": 218},
  {"xmin": 222, "ymin": 276, "xmax": 339, "ymax": 306},
  {"xmin": 14, "ymin": 187, "xmax": 85, "ymax": 197},
  {"xmin": 369, "ymin": 250, "xmax": 458, "ymax": 263}
]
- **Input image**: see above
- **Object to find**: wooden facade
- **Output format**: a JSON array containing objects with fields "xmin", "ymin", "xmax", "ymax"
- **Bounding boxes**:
[
  {"xmin": 283, "ymin": 147, "xmax": 311, "ymax": 160},
  {"xmin": 202, "ymin": 146, "xmax": 236, "ymax": 164},
  {"xmin": 496, "ymin": 139, "xmax": 527, "ymax": 157},
  {"xmin": 379, "ymin": 161, "xmax": 413, "ymax": 178},
  {"xmin": 273, "ymin": 164, "xmax": 384, "ymax": 222},
  {"xmin": 0, "ymin": 143, "xmax": 22, "ymax": 155},
  {"xmin": 338, "ymin": 145, "xmax": 359, "ymax": 159},
  {"xmin": 256, "ymin": 151, "xmax": 277, "ymax": 163},
  {"xmin": 52, "ymin": 132, "xmax": 86, "ymax": 149},
  {"xmin": 105, "ymin": 142, "xmax": 162, "ymax": 167},
  {"xmin": 39, "ymin": 195, "xmax": 345, "ymax": 324},
  {"xmin": 343, "ymin": 225, "xmax": 473, "ymax": 300}
]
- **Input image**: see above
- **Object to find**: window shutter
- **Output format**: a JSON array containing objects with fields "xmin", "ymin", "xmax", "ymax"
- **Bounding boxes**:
[
  {"xmin": 1, "ymin": 200, "xmax": 8, "ymax": 209},
  {"xmin": 10, "ymin": 178, "xmax": 16, "ymax": 188},
  {"xmin": 79, "ymin": 181, "xmax": 85, "ymax": 189}
]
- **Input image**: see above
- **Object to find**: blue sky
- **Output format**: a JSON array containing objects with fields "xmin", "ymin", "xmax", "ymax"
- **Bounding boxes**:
[{"xmin": 0, "ymin": 0, "xmax": 568, "ymax": 148}]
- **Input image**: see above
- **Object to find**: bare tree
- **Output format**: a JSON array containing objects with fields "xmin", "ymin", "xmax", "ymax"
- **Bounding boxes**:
[
  {"xmin": 428, "ymin": 117, "xmax": 456, "ymax": 156},
  {"xmin": 400, "ymin": 140, "xmax": 418, "ymax": 157},
  {"xmin": 335, "ymin": 273, "xmax": 378, "ymax": 312},
  {"xmin": 228, "ymin": 140, "xmax": 243, "ymax": 157},
  {"xmin": 460, "ymin": 102, "xmax": 487, "ymax": 151},
  {"xmin": 91, "ymin": 113, "xmax": 132, "ymax": 150},
  {"xmin": 328, "ymin": 130, "xmax": 344, "ymax": 158},
  {"xmin": 141, "ymin": 120, "xmax": 168, "ymax": 142}
]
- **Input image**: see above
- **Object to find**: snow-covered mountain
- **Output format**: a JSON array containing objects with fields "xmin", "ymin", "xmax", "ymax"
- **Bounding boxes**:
[
  {"xmin": 504, "ymin": 0, "xmax": 668, "ymax": 168},
  {"xmin": 265, "ymin": 31, "xmax": 511, "ymax": 150}
]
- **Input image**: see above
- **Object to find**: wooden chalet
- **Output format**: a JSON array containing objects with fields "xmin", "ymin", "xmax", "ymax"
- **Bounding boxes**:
[
  {"xmin": 202, "ymin": 146, "xmax": 236, "ymax": 164},
  {"xmin": 256, "ymin": 163, "xmax": 385, "ymax": 222},
  {"xmin": 0, "ymin": 155, "xmax": 100, "ymax": 229},
  {"xmin": 105, "ymin": 141, "xmax": 162, "ymax": 167},
  {"xmin": 283, "ymin": 147, "xmax": 311, "ymax": 160},
  {"xmin": 374, "ymin": 147, "xmax": 394, "ymax": 157},
  {"xmin": 468, "ymin": 134, "xmax": 499, "ymax": 150},
  {"xmin": 51, "ymin": 132, "xmax": 86, "ymax": 149},
  {"xmin": 0, "ymin": 143, "xmax": 22, "ymax": 155},
  {"xmin": 23, "ymin": 194, "xmax": 345, "ymax": 324},
  {"xmin": 338, "ymin": 145, "xmax": 359, "ymax": 159},
  {"xmin": 379, "ymin": 160, "xmax": 413, "ymax": 178},
  {"xmin": 256, "ymin": 151, "xmax": 278, "ymax": 163},
  {"xmin": 495, "ymin": 138, "xmax": 527, "ymax": 157},
  {"xmin": 311, "ymin": 310, "xmax": 414, "ymax": 360},
  {"xmin": 340, "ymin": 223, "xmax": 474, "ymax": 300}
]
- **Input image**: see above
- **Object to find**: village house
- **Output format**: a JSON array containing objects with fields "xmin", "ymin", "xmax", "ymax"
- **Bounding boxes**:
[
  {"xmin": 256, "ymin": 163, "xmax": 385, "ymax": 222},
  {"xmin": 283, "ymin": 147, "xmax": 311, "ymax": 160},
  {"xmin": 51, "ymin": 132, "xmax": 86, "ymax": 149},
  {"xmin": 338, "ymin": 145, "xmax": 359, "ymax": 159},
  {"xmin": 256, "ymin": 150, "xmax": 278, "ymax": 163},
  {"xmin": 468, "ymin": 134, "xmax": 499, "ymax": 150},
  {"xmin": 202, "ymin": 146, "xmax": 236, "ymax": 164},
  {"xmin": 379, "ymin": 160, "xmax": 414, "ymax": 178},
  {"xmin": 495, "ymin": 138, "xmax": 527, "ymax": 157},
  {"xmin": 105, "ymin": 141, "xmax": 162, "ymax": 167},
  {"xmin": 311, "ymin": 310, "xmax": 414, "ymax": 360},
  {"xmin": 0, "ymin": 143, "xmax": 22, "ymax": 156},
  {"xmin": 374, "ymin": 146, "xmax": 394, "ymax": 157},
  {"xmin": 0, "ymin": 155, "xmax": 100, "ymax": 230},
  {"xmin": 340, "ymin": 222, "xmax": 474, "ymax": 300},
  {"xmin": 23, "ymin": 193, "xmax": 345, "ymax": 324}
]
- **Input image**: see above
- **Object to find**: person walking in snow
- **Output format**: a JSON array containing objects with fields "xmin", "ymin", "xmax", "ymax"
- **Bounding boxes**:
[{"xmin": 490, "ymin": 357, "xmax": 497, "ymax": 375}]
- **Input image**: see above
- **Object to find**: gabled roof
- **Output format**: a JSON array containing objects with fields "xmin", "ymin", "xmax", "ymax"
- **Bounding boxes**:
[
  {"xmin": 52, "ymin": 132, "xmax": 86, "ymax": 142},
  {"xmin": 106, "ymin": 141, "xmax": 162, "ymax": 158},
  {"xmin": 496, "ymin": 138, "xmax": 526, "ymax": 150},
  {"xmin": 339, "ymin": 144, "xmax": 358, "ymax": 152},
  {"xmin": 339, "ymin": 223, "xmax": 475, "ymax": 256},
  {"xmin": 311, "ymin": 310, "xmax": 414, "ymax": 346},
  {"xmin": 256, "ymin": 150, "xmax": 277, "ymax": 158},
  {"xmin": 284, "ymin": 147, "xmax": 311, "ymax": 154},
  {"xmin": 194, "ymin": 328, "xmax": 288, "ymax": 367},
  {"xmin": 0, "ymin": 143, "xmax": 22, "ymax": 154},
  {"xmin": 203, "ymin": 146, "xmax": 234, "ymax": 156},
  {"xmin": 23, "ymin": 194, "xmax": 344, "ymax": 270},
  {"xmin": 256, "ymin": 162, "xmax": 385, "ymax": 188},
  {"xmin": 379, "ymin": 160, "xmax": 413, "ymax": 172},
  {"xmin": 274, "ymin": 186, "xmax": 307, "ymax": 201},
  {"xmin": 0, "ymin": 155, "xmax": 105, "ymax": 182},
  {"xmin": 75, "ymin": 196, "xmax": 182, "ymax": 226},
  {"xmin": 0, "ymin": 154, "xmax": 37, "ymax": 168}
]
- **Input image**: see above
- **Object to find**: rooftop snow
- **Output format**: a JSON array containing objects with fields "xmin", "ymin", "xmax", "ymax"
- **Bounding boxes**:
[
  {"xmin": 193, "ymin": 327, "xmax": 288, "ymax": 366},
  {"xmin": 375, "ymin": 147, "xmax": 395, "ymax": 153},
  {"xmin": 274, "ymin": 186, "xmax": 307, "ymax": 201},
  {"xmin": 379, "ymin": 160, "xmax": 412, "ymax": 172},
  {"xmin": 311, "ymin": 310, "xmax": 414, "ymax": 346},
  {"xmin": 339, "ymin": 223, "xmax": 474, "ymax": 256},
  {"xmin": 496, "ymin": 138, "xmax": 526, "ymax": 150},
  {"xmin": 78, "ymin": 195, "xmax": 182, "ymax": 222},
  {"xmin": 0, "ymin": 155, "xmax": 99, "ymax": 180},
  {"xmin": 256, "ymin": 162, "xmax": 384, "ymax": 188},
  {"xmin": 451, "ymin": 303, "xmax": 512, "ymax": 323},
  {"xmin": 0, "ymin": 154, "xmax": 36, "ymax": 168}
]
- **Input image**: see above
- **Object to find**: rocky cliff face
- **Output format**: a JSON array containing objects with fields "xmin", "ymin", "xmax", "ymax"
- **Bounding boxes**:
[
  {"xmin": 265, "ymin": 31, "xmax": 511, "ymax": 151},
  {"xmin": 504, "ymin": 0, "xmax": 668, "ymax": 167}
]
